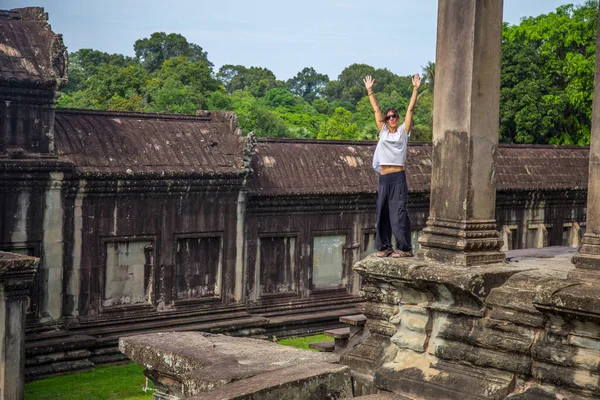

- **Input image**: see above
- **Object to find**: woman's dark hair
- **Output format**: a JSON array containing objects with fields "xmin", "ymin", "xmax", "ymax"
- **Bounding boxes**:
[{"xmin": 380, "ymin": 107, "xmax": 399, "ymax": 123}]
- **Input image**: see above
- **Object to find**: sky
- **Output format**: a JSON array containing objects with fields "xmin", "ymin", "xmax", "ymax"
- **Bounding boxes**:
[{"xmin": 4, "ymin": 0, "xmax": 590, "ymax": 81}]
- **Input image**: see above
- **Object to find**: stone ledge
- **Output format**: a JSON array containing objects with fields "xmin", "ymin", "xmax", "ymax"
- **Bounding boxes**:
[
  {"xmin": 0, "ymin": 251, "xmax": 38, "ymax": 274},
  {"xmin": 186, "ymin": 362, "xmax": 352, "ymax": 400},
  {"xmin": 355, "ymin": 254, "xmax": 529, "ymax": 312}
]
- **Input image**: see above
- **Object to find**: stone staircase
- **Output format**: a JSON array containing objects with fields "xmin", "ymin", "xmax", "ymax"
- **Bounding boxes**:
[{"xmin": 309, "ymin": 314, "xmax": 369, "ymax": 354}]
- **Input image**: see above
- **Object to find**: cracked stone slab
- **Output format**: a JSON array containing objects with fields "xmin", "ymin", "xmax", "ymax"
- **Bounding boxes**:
[{"xmin": 119, "ymin": 331, "xmax": 340, "ymax": 398}]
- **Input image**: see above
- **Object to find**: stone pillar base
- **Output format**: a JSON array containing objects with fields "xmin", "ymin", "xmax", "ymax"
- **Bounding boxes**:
[
  {"xmin": 572, "ymin": 234, "xmax": 600, "ymax": 270},
  {"xmin": 417, "ymin": 247, "xmax": 506, "ymax": 267},
  {"xmin": 417, "ymin": 219, "xmax": 505, "ymax": 266}
]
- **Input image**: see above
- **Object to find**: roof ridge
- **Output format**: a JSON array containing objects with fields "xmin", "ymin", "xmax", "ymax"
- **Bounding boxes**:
[
  {"xmin": 255, "ymin": 137, "xmax": 589, "ymax": 149},
  {"xmin": 55, "ymin": 108, "xmax": 214, "ymax": 121}
]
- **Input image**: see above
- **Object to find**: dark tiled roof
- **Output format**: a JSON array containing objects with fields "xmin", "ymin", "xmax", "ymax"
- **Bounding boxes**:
[
  {"xmin": 249, "ymin": 139, "xmax": 589, "ymax": 196},
  {"xmin": 54, "ymin": 109, "xmax": 248, "ymax": 177},
  {"xmin": 249, "ymin": 138, "xmax": 381, "ymax": 196},
  {"xmin": 495, "ymin": 145, "xmax": 589, "ymax": 191},
  {"xmin": 0, "ymin": 7, "xmax": 67, "ymax": 88}
]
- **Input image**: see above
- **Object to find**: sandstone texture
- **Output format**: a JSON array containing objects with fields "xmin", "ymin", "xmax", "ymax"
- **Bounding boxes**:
[
  {"xmin": 341, "ymin": 250, "xmax": 600, "ymax": 399},
  {"xmin": 119, "ymin": 332, "xmax": 347, "ymax": 399}
]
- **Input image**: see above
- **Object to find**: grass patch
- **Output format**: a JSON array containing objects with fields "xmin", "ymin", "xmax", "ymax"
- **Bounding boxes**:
[
  {"xmin": 24, "ymin": 363, "xmax": 153, "ymax": 400},
  {"xmin": 277, "ymin": 334, "xmax": 331, "ymax": 351}
]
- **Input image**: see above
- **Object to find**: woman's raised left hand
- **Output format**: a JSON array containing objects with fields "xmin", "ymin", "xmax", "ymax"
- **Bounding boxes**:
[{"xmin": 412, "ymin": 74, "xmax": 422, "ymax": 89}]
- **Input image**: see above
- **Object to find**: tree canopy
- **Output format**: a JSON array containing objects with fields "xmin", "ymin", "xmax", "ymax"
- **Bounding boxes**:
[
  {"xmin": 500, "ymin": 0, "xmax": 598, "ymax": 145},
  {"xmin": 134, "ymin": 32, "xmax": 212, "ymax": 72},
  {"xmin": 57, "ymin": 2, "xmax": 600, "ymax": 145}
]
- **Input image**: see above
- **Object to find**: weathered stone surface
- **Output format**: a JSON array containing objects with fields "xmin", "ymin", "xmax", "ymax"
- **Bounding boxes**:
[
  {"xmin": 375, "ymin": 356, "xmax": 515, "ymax": 400},
  {"xmin": 347, "ymin": 393, "xmax": 413, "ymax": 400},
  {"xmin": 532, "ymin": 361, "xmax": 600, "ymax": 392},
  {"xmin": 0, "ymin": 251, "xmax": 39, "ymax": 400},
  {"xmin": 417, "ymin": 0, "xmax": 505, "ymax": 267},
  {"xmin": 119, "ymin": 332, "xmax": 340, "ymax": 398},
  {"xmin": 571, "ymin": 0, "xmax": 600, "ymax": 271},
  {"xmin": 186, "ymin": 362, "xmax": 351, "ymax": 400},
  {"xmin": 433, "ymin": 337, "xmax": 531, "ymax": 374},
  {"xmin": 347, "ymin": 248, "xmax": 600, "ymax": 399},
  {"xmin": 355, "ymin": 255, "xmax": 526, "ymax": 306},
  {"xmin": 535, "ymin": 282, "xmax": 600, "ymax": 323},
  {"xmin": 340, "ymin": 334, "xmax": 397, "ymax": 377}
]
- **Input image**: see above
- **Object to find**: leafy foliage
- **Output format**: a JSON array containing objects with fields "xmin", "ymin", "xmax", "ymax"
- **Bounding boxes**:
[
  {"xmin": 134, "ymin": 32, "xmax": 211, "ymax": 72},
  {"xmin": 286, "ymin": 67, "xmax": 329, "ymax": 102},
  {"xmin": 317, "ymin": 107, "xmax": 360, "ymax": 140},
  {"xmin": 57, "ymin": 1, "xmax": 599, "ymax": 145},
  {"xmin": 65, "ymin": 49, "xmax": 136, "ymax": 93},
  {"xmin": 500, "ymin": 1, "xmax": 598, "ymax": 145}
]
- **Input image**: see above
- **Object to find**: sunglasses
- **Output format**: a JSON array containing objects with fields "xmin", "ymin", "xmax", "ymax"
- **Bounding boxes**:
[{"xmin": 385, "ymin": 113, "xmax": 398, "ymax": 121}]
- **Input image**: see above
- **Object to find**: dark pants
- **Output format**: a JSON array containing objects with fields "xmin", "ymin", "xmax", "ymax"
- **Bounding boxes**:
[{"xmin": 376, "ymin": 171, "xmax": 412, "ymax": 252}]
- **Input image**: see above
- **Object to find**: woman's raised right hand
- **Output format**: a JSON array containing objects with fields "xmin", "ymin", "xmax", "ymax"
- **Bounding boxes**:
[{"xmin": 363, "ymin": 75, "xmax": 375, "ymax": 92}]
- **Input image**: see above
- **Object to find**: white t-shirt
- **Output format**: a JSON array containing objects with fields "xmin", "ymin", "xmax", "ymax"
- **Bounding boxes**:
[{"xmin": 372, "ymin": 122, "xmax": 411, "ymax": 173}]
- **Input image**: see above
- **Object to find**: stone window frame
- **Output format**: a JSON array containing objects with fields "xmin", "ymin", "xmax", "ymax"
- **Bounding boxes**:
[
  {"xmin": 360, "ymin": 229, "xmax": 377, "ymax": 259},
  {"xmin": 98, "ymin": 235, "xmax": 156, "ymax": 315},
  {"xmin": 254, "ymin": 233, "xmax": 301, "ymax": 301},
  {"xmin": 171, "ymin": 232, "xmax": 224, "ymax": 306},
  {"xmin": 309, "ymin": 229, "xmax": 350, "ymax": 294}
]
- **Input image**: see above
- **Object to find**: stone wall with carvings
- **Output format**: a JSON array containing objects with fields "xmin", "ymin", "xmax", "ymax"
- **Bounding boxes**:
[{"xmin": 342, "ymin": 255, "xmax": 600, "ymax": 399}]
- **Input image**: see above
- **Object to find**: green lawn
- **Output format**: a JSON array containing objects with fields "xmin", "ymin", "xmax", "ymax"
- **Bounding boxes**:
[
  {"xmin": 24, "ymin": 363, "xmax": 153, "ymax": 400},
  {"xmin": 24, "ymin": 334, "xmax": 329, "ymax": 400},
  {"xmin": 277, "ymin": 334, "xmax": 331, "ymax": 351}
]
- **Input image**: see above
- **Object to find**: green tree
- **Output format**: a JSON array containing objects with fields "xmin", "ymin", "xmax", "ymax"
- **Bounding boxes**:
[
  {"xmin": 60, "ymin": 64, "xmax": 149, "ymax": 110},
  {"xmin": 286, "ymin": 67, "xmax": 329, "ymax": 102},
  {"xmin": 207, "ymin": 90, "xmax": 234, "ymax": 110},
  {"xmin": 323, "ymin": 64, "xmax": 414, "ymax": 106},
  {"xmin": 148, "ymin": 80, "xmax": 205, "ymax": 114},
  {"xmin": 134, "ymin": 32, "xmax": 212, "ymax": 72},
  {"xmin": 312, "ymin": 98, "xmax": 331, "ymax": 115},
  {"xmin": 144, "ymin": 56, "xmax": 218, "ymax": 114},
  {"xmin": 217, "ymin": 65, "xmax": 280, "ymax": 97},
  {"xmin": 65, "ymin": 49, "xmax": 136, "ymax": 93},
  {"xmin": 500, "ymin": 1, "xmax": 598, "ymax": 145},
  {"xmin": 317, "ymin": 107, "xmax": 360, "ymax": 140},
  {"xmin": 230, "ymin": 91, "xmax": 291, "ymax": 137},
  {"xmin": 421, "ymin": 61, "xmax": 435, "ymax": 94},
  {"xmin": 264, "ymin": 87, "xmax": 296, "ymax": 108}
]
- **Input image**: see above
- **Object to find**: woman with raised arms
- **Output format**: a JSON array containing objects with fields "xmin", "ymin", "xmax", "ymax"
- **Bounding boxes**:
[{"xmin": 364, "ymin": 73, "xmax": 421, "ymax": 257}]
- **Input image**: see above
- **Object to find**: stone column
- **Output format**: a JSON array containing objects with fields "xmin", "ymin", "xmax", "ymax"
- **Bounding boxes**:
[
  {"xmin": 417, "ymin": 0, "xmax": 505, "ymax": 266},
  {"xmin": 572, "ymin": 2, "xmax": 600, "ymax": 271},
  {"xmin": 0, "ymin": 252, "xmax": 39, "ymax": 400}
]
